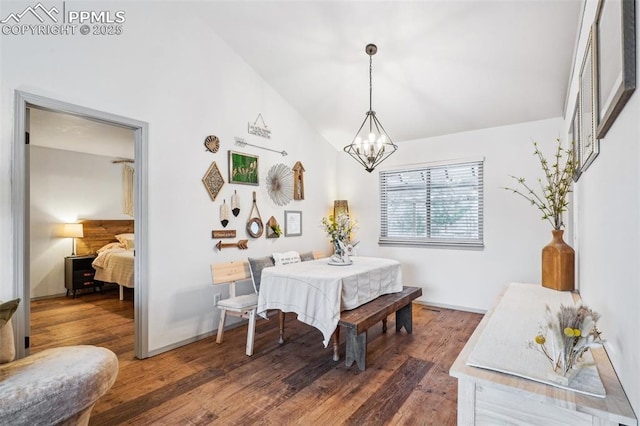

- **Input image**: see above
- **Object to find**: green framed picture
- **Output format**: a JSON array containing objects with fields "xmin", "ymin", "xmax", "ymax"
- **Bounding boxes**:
[{"xmin": 228, "ymin": 151, "xmax": 259, "ymax": 185}]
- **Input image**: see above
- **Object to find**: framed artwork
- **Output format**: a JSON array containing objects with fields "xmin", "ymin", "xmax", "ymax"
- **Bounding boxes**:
[
  {"xmin": 284, "ymin": 210, "xmax": 302, "ymax": 237},
  {"xmin": 570, "ymin": 96, "xmax": 582, "ymax": 182},
  {"xmin": 594, "ymin": 0, "xmax": 636, "ymax": 139},
  {"xmin": 579, "ymin": 25, "xmax": 599, "ymax": 173},
  {"xmin": 228, "ymin": 151, "xmax": 259, "ymax": 185}
]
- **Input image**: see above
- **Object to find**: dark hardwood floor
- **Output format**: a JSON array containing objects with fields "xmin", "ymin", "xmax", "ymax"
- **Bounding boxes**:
[{"xmin": 30, "ymin": 291, "xmax": 482, "ymax": 425}]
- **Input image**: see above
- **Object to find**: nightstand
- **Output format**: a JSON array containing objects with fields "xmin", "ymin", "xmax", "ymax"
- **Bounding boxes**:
[{"xmin": 65, "ymin": 255, "xmax": 102, "ymax": 298}]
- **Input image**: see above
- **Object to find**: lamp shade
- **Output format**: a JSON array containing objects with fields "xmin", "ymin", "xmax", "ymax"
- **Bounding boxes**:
[
  {"xmin": 59, "ymin": 223, "xmax": 84, "ymax": 238},
  {"xmin": 334, "ymin": 200, "xmax": 349, "ymax": 218}
]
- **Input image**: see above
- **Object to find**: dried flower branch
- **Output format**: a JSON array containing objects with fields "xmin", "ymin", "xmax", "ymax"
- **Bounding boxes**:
[
  {"xmin": 504, "ymin": 139, "xmax": 576, "ymax": 230},
  {"xmin": 529, "ymin": 304, "xmax": 603, "ymax": 376}
]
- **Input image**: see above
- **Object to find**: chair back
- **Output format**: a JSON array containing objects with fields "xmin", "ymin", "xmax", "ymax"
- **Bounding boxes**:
[{"xmin": 211, "ymin": 261, "xmax": 251, "ymax": 298}]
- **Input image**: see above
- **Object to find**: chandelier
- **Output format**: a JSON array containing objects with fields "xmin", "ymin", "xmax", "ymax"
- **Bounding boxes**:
[{"xmin": 343, "ymin": 43, "xmax": 398, "ymax": 173}]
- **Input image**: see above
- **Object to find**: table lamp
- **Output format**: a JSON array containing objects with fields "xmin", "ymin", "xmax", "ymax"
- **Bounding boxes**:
[{"xmin": 59, "ymin": 223, "xmax": 84, "ymax": 256}]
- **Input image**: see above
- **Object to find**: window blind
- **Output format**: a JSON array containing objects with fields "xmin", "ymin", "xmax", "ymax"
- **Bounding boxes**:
[{"xmin": 379, "ymin": 159, "xmax": 484, "ymax": 248}]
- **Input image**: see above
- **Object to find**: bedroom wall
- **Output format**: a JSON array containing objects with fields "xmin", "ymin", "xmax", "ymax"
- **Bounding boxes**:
[
  {"xmin": 29, "ymin": 146, "xmax": 129, "ymax": 299},
  {"xmin": 565, "ymin": 0, "xmax": 640, "ymax": 415},
  {"xmin": 0, "ymin": 2, "xmax": 337, "ymax": 353},
  {"xmin": 337, "ymin": 117, "xmax": 564, "ymax": 312}
]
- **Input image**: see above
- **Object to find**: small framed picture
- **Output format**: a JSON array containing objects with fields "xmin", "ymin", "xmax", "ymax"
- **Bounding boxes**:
[
  {"xmin": 228, "ymin": 151, "xmax": 259, "ymax": 185},
  {"xmin": 579, "ymin": 25, "xmax": 599, "ymax": 173},
  {"xmin": 284, "ymin": 210, "xmax": 302, "ymax": 237},
  {"xmin": 570, "ymin": 97, "xmax": 581, "ymax": 182},
  {"xmin": 594, "ymin": 0, "xmax": 636, "ymax": 139}
]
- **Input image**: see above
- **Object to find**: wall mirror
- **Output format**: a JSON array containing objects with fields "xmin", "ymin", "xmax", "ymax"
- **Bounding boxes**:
[{"xmin": 247, "ymin": 217, "xmax": 264, "ymax": 238}]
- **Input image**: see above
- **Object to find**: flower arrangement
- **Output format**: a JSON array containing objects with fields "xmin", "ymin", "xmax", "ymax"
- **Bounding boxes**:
[
  {"xmin": 321, "ymin": 212, "xmax": 358, "ymax": 254},
  {"xmin": 503, "ymin": 139, "xmax": 576, "ymax": 230},
  {"xmin": 530, "ymin": 304, "xmax": 603, "ymax": 378}
]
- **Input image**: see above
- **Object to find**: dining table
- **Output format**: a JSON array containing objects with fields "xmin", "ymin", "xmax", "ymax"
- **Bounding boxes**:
[{"xmin": 256, "ymin": 256, "xmax": 403, "ymax": 359}]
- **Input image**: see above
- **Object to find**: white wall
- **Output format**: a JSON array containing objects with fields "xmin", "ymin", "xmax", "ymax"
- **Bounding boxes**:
[
  {"xmin": 0, "ymin": 2, "xmax": 337, "ymax": 352},
  {"xmin": 339, "ymin": 117, "xmax": 564, "ymax": 311},
  {"xmin": 566, "ymin": 0, "xmax": 640, "ymax": 415},
  {"xmin": 29, "ymin": 146, "xmax": 128, "ymax": 298}
]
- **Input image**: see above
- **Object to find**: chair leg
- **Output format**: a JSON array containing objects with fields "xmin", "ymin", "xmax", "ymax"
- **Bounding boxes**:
[
  {"xmin": 246, "ymin": 308, "xmax": 257, "ymax": 356},
  {"xmin": 216, "ymin": 309, "xmax": 227, "ymax": 344}
]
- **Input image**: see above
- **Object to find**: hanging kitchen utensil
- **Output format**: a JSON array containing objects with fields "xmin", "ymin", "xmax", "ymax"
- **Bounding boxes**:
[
  {"xmin": 231, "ymin": 190, "xmax": 240, "ymax": 217},
  {"xmin": 246, "ymin": 191, "xmax": 264, "ymax": 238},
  {"xmin": 220, "ymin": 199, "xmax": 230, "ymax": 228}
]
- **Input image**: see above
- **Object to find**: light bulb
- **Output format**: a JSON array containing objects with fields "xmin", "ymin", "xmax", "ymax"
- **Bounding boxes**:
[{"xmin": 368, "ymin": 132, "xmax": 375, "ymax": 143}]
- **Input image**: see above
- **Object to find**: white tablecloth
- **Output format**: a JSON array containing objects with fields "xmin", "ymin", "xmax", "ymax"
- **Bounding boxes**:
[{"xmin": 257, "ymin": 256, "xmax": 403, "ymax": 347}]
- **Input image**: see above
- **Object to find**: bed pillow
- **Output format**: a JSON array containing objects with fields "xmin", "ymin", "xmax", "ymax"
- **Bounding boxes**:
[
  {"xmin": 300, "ymin": 251, "xmax": 315, "ymax": 262},
  {"xmin": 272, "ymin": 251, "xmax": 301, "ymax": 266},
  {"xmin": 115, "ymin": 233, "xmax": 135, "ymax": 250},
  {"xmin": 248, "ymin": 256, "xmax": 274, "ymax": 293}
]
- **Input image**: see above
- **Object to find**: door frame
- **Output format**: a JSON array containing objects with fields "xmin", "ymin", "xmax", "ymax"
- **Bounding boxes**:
[{"xmin": 12, "ymin": 90, "xmax": 149, "ymax": 359}]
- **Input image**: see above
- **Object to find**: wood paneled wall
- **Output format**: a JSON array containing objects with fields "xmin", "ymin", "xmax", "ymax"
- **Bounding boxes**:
[{"xmin": 76, "ymin": 219, "xmax": 134, "ymax": 255}]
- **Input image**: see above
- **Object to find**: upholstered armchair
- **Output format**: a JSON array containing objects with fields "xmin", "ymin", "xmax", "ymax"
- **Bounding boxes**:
[{"xmin": 0, "ymin": 299, "xmax": 119, "ymax": 425}]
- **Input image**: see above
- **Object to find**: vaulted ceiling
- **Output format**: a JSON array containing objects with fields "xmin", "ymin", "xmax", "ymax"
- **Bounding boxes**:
[{"xmin": 204, "ymin": 0, "xmax": 583, "ymax": 149}]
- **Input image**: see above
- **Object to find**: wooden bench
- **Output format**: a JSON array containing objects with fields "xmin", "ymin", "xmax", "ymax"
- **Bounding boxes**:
[{"xmin": 335, "ymin": 286, "xmax": 422, "ymax": 371}]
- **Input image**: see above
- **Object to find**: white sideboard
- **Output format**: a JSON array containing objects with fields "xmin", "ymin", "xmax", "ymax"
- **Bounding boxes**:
[{"xmin": 450, "ymin": 283, "xmax": 637, "ymax": 426}]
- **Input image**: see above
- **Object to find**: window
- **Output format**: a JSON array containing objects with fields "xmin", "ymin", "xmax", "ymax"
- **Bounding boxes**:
[{"xmin": 379, "ymin": 159, "xmax": 484, "ymax": 248}]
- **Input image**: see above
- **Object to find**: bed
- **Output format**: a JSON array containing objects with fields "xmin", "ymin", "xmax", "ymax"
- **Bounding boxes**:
[{"xmin": 75, "ymin": 220, "xmax": 134, "ymax": 300}]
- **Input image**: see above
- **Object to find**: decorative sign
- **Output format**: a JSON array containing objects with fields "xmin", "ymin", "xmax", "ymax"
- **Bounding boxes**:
[
  {"xmin": 215, "ymin": 239, "xmax": 248, "ymax": 250},
  {"xmin": 247, "ymin": 113, "xmax": 271, "ymax": 139},
  {"xmin": 212, "ymin": 230, "xmax": 236, "ymax": 238}
]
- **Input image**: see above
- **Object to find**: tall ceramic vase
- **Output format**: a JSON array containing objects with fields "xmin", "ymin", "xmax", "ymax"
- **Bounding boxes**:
[{"xmin": 541, "ymin": 229, "xmax": 575, "ymax": 291}]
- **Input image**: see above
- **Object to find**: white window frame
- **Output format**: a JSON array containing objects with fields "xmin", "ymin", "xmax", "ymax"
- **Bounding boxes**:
[{"xmin": 379, "ymin": 158, "xmax": 484, "ymax": 249}]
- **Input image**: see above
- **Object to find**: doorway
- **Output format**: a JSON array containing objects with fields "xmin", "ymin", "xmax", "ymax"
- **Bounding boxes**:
[{"xmin": 12, "ymin": 91, "xmax": 149, "ymax": 359}]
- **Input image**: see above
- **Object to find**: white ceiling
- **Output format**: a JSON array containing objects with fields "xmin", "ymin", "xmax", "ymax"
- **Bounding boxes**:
[
  {"xmin": 29, "ymin": 108, "xmax": 134, "ymax": 159},
  {"xmin": 204, "ymin": 0, "xmax": 583, "ymax": 149}
]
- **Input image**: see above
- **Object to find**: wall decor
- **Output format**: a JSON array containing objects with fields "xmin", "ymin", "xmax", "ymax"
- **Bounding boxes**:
[
  {"xmin": 231, "ymin": 190, "xmax": 240, "ymax": 216},
  {"xmin": 234, "ymin": 137, "xmax": 287, "ymax": 157},
  {"xmin": 247, "ymin": 113, "xmax": 271, "ymax": 139},
  {"xmin": 266, "ymin": 163, "xmax": 294, "ymax": 206},
  {"xmin": 220, "ymin": 199, "xmax": 230, "ymax": 227},
  {"xmin": 266, "ymin": 216, "xmax": 281, "ymax": 238},
  {"xmin": 229, "ymin": 150, "xmax": 259, "ymax": 185},
  {"xmin": 215, "ymin": 239, "xmax": 248, "ymax": 250},
  {"xmin": 202, "ymin": 161, "xmax": 224, "ymax": 201},
  {"xmin": 212, "ymin": 230, "xmax": 236, "ymax": 238},
  {"xmin": 284, "ymin": 210, "xmax": 302, "ymax": 237},
  {"xmin": 594, "ymin": 0, "xmax": 636, "ymax": 139},
  {"xmin": 579, "ymin": 25, "xmax": 599, "ymax": 173},
  {"xmin": 293, "ymin": 161, "xmax": 305, "ymax": 200},
  {"xmin": 246, "ymin": 191, "xmax": 264, "ymax": 238},
  {"xmin": 204, "ymin": 135, "xmax": 220, "ymax": 153},
  {"xmin": 570, "ymin": 96, "xmax": 582, "ymax": 182}
]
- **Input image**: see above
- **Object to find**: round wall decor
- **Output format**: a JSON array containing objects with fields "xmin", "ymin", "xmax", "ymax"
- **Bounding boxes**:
[
  {"xmin": 204, "ymin": 135, "xmax": 220, "ymax": 153},
  {"xmin": 266, "ymin": 163, "xmax": 294, "ymax": 206}
]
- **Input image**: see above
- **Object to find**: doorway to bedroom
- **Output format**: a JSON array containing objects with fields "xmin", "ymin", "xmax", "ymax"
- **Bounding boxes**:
[{"xmin": 13, "ymin": 91, "xmax": 149, "ymax": 359}]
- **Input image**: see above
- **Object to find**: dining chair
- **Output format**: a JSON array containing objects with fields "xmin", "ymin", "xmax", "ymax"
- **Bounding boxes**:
[{"xmin": 211, "ymin": 261, "xmax": 259, "ymax": 356}]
